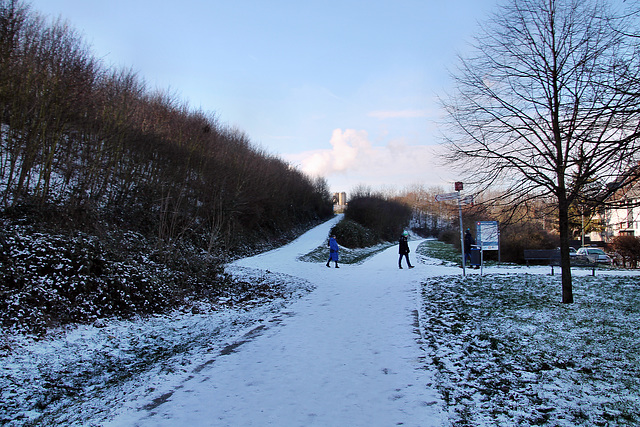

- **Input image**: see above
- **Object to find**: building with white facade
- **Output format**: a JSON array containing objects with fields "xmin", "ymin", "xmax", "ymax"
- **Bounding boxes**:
[
  {"xmin": 604, "ymin": 183, "xmax": 640, "ymax": 238},
  {"xmin": 602, "ymin": 165, "xmax": 640, "ymax": 240}
]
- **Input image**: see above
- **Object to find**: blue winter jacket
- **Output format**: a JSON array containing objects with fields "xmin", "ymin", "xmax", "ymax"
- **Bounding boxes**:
[{"xmin": 329, "ymin": 237, "xmax": 339, "ymax": 261}]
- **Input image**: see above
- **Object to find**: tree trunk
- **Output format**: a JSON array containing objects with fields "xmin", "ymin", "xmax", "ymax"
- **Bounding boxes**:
[{"xmin": 558, "ymin": 197, "xmax": 574, "ymax": 304}]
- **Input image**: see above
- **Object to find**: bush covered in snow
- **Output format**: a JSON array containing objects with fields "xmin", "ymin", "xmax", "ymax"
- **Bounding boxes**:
[
  {"xmin": 0, "ymin": 192, "xmax": 329, "ymax": 336},
  {"xmin": 0, "ymin": 221, "xmax": 230, "ymax": 334}
]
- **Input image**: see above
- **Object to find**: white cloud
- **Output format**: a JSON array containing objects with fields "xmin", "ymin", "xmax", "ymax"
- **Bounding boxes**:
[{"xmin": 284, "ymin": 128, "xmax": 456, "ymax": 192}]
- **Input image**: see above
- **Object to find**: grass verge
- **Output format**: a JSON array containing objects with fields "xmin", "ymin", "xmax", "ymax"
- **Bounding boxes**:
[
  {"xmin": 420, "ymin": 273, "xmax": 640, "ymax": 426},
  {"xmin": 298, "ymin": 242, "xmax": 394, "ymax": 265}
]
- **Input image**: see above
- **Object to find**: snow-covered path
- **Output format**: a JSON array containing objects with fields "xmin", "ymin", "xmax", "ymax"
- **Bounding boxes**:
[{"xmin": 107, "ymin": 216, "xmax": 444, "ymax": 426}]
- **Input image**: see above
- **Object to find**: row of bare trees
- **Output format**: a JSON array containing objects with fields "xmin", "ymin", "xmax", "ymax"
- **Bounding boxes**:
[{"xmin": 0, "ymin": 0, "xmax": 333, "ymax": 251}]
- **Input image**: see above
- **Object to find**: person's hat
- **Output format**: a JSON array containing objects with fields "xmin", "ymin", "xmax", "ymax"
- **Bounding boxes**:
[{"xmin": 402, "ymin": 231, "xmax": 408, "ymax": 236}]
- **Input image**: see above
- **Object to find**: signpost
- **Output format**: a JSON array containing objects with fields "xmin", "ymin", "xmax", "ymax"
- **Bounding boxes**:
[
  {"xmin": 434, "ymin": 192, "xmax": 459, "ymax": 202},
  {"xmin": 435, "ymin": 186, "xmax": 470, "ymax": 276},
  {"xmin": 435, "ymin": 185, "xmax": 499, "ymax": 276},
  {"xmin": 461, "ymin": 195, "xmax": 474, "ymax": 206}
]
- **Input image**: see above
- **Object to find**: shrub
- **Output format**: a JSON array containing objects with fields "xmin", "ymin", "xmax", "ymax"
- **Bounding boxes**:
[
  {"xmin": 499, "ymin": 221, "xmax": 559, "ymax": 264},
  {"xmin": 345, "ymin": 195, "xmax": 411, "ymax": 243},
  {"xmin": 330, "ymin": 219, "xmax": 378, "ymax": 249},
  {"xmin": 610, "ymin": 235, "xmax": 640, "ymax": 268},
  {"xmin": 438, "ymin": 229, "xmax": 459, "ymax": 246},
  {"xmin": 0, "ymin": 224, "xmax": 228, "ymax": 334}
]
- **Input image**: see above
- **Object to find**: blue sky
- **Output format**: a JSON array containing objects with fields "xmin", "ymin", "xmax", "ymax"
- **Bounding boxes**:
[{"xmin": 29, "ymin": 0, "xmax": 499, "ymax": 194}]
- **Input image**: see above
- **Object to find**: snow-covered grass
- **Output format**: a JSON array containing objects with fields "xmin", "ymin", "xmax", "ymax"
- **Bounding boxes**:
[
  {"xmin": 416, "ymin": 238, "xmax": 460, "ymax": 266},
  {"xmin": 298, "ymin": 241, "xmax": 394, "ymax": 264},
  {"xmin": 417, "ymin": 240, "xmax": 640, "ymax": 426}
]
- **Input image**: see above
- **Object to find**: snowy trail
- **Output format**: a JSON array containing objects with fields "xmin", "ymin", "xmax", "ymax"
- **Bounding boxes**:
[{"xmin": 107, "ymin": 216, "xmax": 445, "ymax": 426}]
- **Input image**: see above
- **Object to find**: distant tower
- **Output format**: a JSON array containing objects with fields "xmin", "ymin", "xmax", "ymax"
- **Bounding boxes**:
[{"xmin": 333, "ymin": 192, "xmax": 347, "ymax": 213}]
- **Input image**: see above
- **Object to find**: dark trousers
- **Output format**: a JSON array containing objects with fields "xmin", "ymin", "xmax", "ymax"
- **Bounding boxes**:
[{"xmin": 399, "ymin": 253, "xmax": 412, "ymax": 268}]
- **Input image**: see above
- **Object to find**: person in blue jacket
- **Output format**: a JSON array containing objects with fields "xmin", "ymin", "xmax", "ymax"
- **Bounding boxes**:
[{"xmin": 326, "ymin": 235, "xmax": 340, "ymax": 268}]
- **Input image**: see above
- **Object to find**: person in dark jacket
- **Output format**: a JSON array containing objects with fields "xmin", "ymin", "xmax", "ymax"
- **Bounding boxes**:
[
  {"xmin": 398, "ymin": 231, "xmax": 414, "ymax": 269},
  {"xmin": 326, "ymin": 235, "xmax": 340, "ymax": 268},
  {"xmin": 464, "ymin": 228, "xmax": 475, "ymax": 266}
]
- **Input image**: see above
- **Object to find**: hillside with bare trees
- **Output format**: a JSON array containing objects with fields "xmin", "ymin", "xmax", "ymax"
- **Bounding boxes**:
[{"xmin": 0, "ymin": 1, "xmax": 333, "ymax": 332}]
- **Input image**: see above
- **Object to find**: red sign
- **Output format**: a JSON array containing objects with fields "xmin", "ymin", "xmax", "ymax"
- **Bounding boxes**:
[{"xmin": 455, "ymin": 182, "xmax": 463, "ymax": 191}]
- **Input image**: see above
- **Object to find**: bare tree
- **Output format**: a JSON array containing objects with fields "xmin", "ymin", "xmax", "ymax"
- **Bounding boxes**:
[{"xmin": 441, "ymin": 0, "xmax": 640, "ymax": 303}]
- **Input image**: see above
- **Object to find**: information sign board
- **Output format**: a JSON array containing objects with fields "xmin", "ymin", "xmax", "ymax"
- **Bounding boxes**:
[{"xmin": 477, "ymin": 221, "xmax": 499, "ymax": 251}]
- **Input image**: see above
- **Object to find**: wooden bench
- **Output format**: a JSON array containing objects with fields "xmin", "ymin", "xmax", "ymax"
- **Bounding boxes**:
[
  {"xmin": 524, "ymin": 249, "xmax": 561, "ymax": 275},
  {"xmin": 524, "ymin": 249, "xmax": 600, "ymax": 276},
  {"xmin": 523, "ymin": 249, "xmax": 560, "ymax": 266}
]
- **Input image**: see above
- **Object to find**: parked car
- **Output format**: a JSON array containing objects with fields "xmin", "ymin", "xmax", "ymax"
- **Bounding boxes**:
[
  {"xmin": 576, "ymin": 247, "xmax": 612, "ymax": 264},
  {"xmin": 555, "ymin": 247, "xmax": 577, "ymax": 258}
]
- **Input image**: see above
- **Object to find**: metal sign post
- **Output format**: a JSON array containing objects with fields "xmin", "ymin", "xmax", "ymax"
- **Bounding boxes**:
[
  {"xmin": 454, "ymin": 182, "xmax": 465, "ymax": 276},
  {"xmin": 436, "ymin": 183, "xmax": 471, "ymax": 277},
  {"xmin": 457, "ymin": 192, "xmax": 465, "ymax": 276}
]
